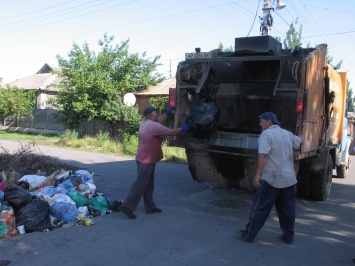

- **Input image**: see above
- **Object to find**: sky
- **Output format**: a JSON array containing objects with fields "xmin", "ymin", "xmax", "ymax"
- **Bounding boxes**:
[{"xmin": 1, "ymin": 0, "xmax": 354, "ymax": 90}]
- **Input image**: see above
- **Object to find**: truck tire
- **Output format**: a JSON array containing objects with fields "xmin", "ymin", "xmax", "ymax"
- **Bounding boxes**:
[
  {"xmin": 311, "ymin": 154, "xmax": 332, "ymax": 201},
  {"xmin": 336, "ymin": 164, "xmax": 347, "ymax": 179},
  {"xmin": 296, "ymin": 173, "xmax": 311, "ymax": 198},
  {"xmin": 296, "ymin": 160, "xmax": 311, "ymax": 199}
]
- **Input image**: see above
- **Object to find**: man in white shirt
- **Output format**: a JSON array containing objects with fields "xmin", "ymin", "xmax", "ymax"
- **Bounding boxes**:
[{"xmin": 240, "ymin": 112, "xmax": 302, "ymax": 244}]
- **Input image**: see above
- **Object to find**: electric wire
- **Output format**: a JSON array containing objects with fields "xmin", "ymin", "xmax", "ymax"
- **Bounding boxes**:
[
  {"xmin": 0, "ymin": 0, "xmax": 109, "ymax": 29},
  {"xmin": 247, "ymin": 0, "xmax": 261, "ymax": 37},
  {"xmin": 0, "ymin": 0, "xmax": 138, "ymax": 35}
]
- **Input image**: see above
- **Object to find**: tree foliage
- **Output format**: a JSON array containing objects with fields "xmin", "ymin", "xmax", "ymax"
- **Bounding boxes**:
[
  {"xmin": 55, "ymin": 34, "xmax": 163, "ymax": 127},
  {"xmin": 0, "ymin": 86, "xmax": 35, "ymax": 120},
  {"xmin": 149, "ymin": 96, "xmax": 174, "ymax": 127},
  {"xmin": 347, "ymin": 80, "xmax": 353, "ymax": 112},
  {"xmin": 282, "ymin": 20, "xmax": 303, "ymax": 49},
  {"xmin": 218, "ymin": 42, "xmax": 233, "ymax": 52},
  {"xmin": 327, "ymin": 51, "xmax": 343, "ymax": 70}
]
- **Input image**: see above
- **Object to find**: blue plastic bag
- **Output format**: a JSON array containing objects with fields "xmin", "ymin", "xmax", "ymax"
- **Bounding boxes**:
[{"xmin": 50, "ymin": 202, "xmax": 79, "ymax": 222}]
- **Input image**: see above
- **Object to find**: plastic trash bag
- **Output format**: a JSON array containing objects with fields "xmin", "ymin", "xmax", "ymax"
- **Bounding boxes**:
[
  {"xmin": 18, "ymin": 175, "xmax": 47, "ymax": 190},
  {"xmin": 50, "ymin": 201, "xmax": 80, "ymax": 222},
  {"xmin": 0, "ymin": 220, "xmax": 7, "ymax": 237},
  {"xmin": 189, "ymin": 101, "xmax": 220, "ymax": 139},
  {"xmin": 89, "ymin": 196, "xmax": 110, "ymax": 211},
  {"xmin": 56, "ymin": 179, "xmax": 75, "ymax": 194},
  {"xmin": 52, "ymin": 194, "xmax": 76, "ymax": 205},
  {"xmin": 67, "ymin": 191, "xmax": 90, "ymax": 207},
  {"xmin": 0, "ymin": 174, "xmax": 6, "ymax": 192},
  {"xmin": 14, "ymin": 198, "xmax": 52, "ymax": 232},
  {"xmin": 36, "ymin": 186, "xmax": 62, "ymax": 197},
  {"xmin": 0, "ymin": 206, "xmax": 18, "ymax": 238},
  {"xmin": 0, "ymin": 190, "xmax": 4, "ymax": 205},
  {"xmin": 4, "ymin": 184, "xmax": 33, "ymax": 209},
  {"xmin": 71, "ymin": 171, "xmax": 92, "ymax": 186}
]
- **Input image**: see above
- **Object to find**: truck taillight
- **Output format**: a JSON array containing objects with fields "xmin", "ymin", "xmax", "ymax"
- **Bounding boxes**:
[
  {"xmin": 296, "ymin": 101, "xmax": 303, "ymax": 112},
  {"xmin": 169, "ymin": 88, "xmax": 175, "ymax": 107},
  {"xmin": 296, "ymin": 91, "xmax": 304, "ymax": 112}
]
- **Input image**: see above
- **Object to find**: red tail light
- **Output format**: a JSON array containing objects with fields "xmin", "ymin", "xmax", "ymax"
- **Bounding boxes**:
[
  {"xmin": 169, "ymin": 88, "xmax": 175, "ymax": 107},
  {"xmin": 296, "ymin": 101, "xmax": 303, "ymax": 112},
  {"xmin": 296, "ymin": 91, "xmax": 304, "ymax": 112}
]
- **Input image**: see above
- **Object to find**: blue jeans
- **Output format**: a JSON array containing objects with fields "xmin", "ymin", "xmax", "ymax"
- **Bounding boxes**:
[{"xmin": 242, "ymin": 180, "xmax": 296, "ymax": 242}]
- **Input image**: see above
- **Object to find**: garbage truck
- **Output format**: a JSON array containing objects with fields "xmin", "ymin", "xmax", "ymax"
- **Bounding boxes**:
[{"xmin": 169, "ymin": 36, "xmax": 352, "ymax": 201}]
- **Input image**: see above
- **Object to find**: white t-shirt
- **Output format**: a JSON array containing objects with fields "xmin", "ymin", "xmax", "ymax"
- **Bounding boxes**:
[{"xmin": 258, "ymin": 125, "xmax": 302, "ymax": 188}]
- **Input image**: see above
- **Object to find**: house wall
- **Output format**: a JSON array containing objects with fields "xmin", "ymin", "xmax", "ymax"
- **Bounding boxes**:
[{"xmin": 135, "ymin": 95, "xmax": 150, "ymax": 114}]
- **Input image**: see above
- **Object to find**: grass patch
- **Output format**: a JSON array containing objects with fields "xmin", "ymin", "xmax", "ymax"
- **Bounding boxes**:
[{"xmin": 0, "ymin": 130, "xmax": 187, "ymax": 163}]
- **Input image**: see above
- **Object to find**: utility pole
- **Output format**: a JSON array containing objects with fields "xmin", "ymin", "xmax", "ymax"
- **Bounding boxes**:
[
  {"xmin": 261, "ymin": 0, "xmax": 273, "ymax": 36},
  {"xmin": 260, "ymin": 0, "xmax": 286, "ymax": 36}
]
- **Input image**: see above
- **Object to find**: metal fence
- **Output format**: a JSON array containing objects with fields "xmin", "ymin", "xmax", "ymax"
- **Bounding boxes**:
[{"xmin": 1, "ymin": 109, "xmax": 128, "ymax": 139}]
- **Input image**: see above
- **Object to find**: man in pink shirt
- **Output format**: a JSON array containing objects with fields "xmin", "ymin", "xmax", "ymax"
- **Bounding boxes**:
[{"xmin": 119, "ymin": 106, "xmax": 190, "ymax": 219}]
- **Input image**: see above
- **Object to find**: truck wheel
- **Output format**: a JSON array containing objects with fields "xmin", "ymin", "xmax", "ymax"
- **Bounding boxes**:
[
  {"xmin": 296, "ymin": 160, "xmax": 311, "ymax": 199},
  {"xmin": 311, "ymin": 154, "xmax": 333, "ymax": 201},
  {"xmin": 296, "ymin": 173, "xmax": 311, "ymax": 198},
  {"xmin": 336, "ymin": 164, "xmax": 347, "ymax": 179}
]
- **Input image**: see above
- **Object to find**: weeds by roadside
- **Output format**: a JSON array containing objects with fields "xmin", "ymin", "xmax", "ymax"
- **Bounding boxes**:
[
  {"xmin": 0, "ymin": 141, "xmax": 80, "ymax": 185},
  {"xmin": 0, "ymin": 130, "xmax": 187, "ymax": 163}
]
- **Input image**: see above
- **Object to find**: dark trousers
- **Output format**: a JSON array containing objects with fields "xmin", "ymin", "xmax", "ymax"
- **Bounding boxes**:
[
  {"xmin": 122, "ymin": 161, "xmax": 157, "ymax": 211},
  {"xmin": 242, "ymin": 180, "xmax": 296, "ymax": 242}
]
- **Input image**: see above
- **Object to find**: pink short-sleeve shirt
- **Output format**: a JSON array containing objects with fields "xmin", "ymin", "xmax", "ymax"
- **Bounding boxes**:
[{"xmin": 135, "ymin": 119, "xmax": 172, "ymax": 163}]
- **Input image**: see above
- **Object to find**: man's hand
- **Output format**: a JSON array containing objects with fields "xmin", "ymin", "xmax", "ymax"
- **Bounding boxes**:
[
  {"xmin": 253, "ymin": 175, "xmax": 261, "ymax": 189},
  {"xmin": 166, "ymin": 106, "xmax": 175, "ymax": 116},
  {"xmin": 181, "ymin": 124, "xmax": 191, "ymax": 132}
]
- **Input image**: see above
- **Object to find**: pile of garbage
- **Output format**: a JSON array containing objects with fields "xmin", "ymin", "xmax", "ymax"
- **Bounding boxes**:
[{"xmin": 0, "ymin": 169, "xmax": 121, "ymax": 239}]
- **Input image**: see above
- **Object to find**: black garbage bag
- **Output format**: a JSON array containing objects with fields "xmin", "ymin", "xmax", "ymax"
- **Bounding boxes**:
[
  {"xmin": 14, "ymin": 198, "xmax": 52, "ymax": 232},
  {"xmin": 189, "ymin": 101, "xmax": 220, "ymax": 139},
  {"xmin": 4, "ymin": 184, "xmax": 33, "ymax": 209}
]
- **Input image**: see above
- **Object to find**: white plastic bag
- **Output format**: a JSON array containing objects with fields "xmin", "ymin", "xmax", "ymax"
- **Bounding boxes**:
[
  {"xmin": 18, "ymin": 175, "xmax": 47, "ymax": 190},
  {"xmin": 52, "ymin": 193, "xmax": 76, "ymax": 205}
]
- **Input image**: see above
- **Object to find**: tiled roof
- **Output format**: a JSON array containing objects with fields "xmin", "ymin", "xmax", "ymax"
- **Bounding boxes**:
[
  {"xmin": 135, "ymin": 77, "xmax": 176, "ymax": 95},
  {"xmin": 3, "ymin": 73, "xmax": 61, "ymax": 92}
]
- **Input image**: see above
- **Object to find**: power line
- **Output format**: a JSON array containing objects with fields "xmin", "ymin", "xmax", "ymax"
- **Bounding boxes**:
[
  {"xmin": 0, "ymin": 0, "xmax": 105, "ymax": 28},
  {"xmin": 0, "ymin": 0, "xmax": 78, "ymax": 22},
  {"xmin": 303, "ymin": 30, "xmax": 355, "ymax": 38},
  {"xmin": 0, "ymin": 0, "xmax": 138, "ymax": 35},
  {"xmin": 247, "ymin": 0, "xmax": 261, "ymax": 37}
]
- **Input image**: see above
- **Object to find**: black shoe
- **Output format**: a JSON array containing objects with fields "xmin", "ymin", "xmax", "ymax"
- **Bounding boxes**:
[
  {"xmin": 146, "ymin": 207, "xmax": 162, "ymax": 214},
  {"xmin": 280, "ymin": 234, "xmax": 293, "ymax": 244},
  {"xmin": 119, "ymin": 205, "xmax": 137, "ymax": 219},
  {"xmin": 238, "ymin": 230, "xmax": 253, "ymax": 243}
]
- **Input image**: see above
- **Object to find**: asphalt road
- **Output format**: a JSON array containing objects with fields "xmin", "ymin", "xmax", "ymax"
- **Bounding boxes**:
[{"xmin": 0, "ymin": 140, "xmax": 354, "ymax": 266}]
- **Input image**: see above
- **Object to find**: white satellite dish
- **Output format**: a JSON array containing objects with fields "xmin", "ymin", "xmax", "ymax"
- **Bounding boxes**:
[{"xmin": 123, "ymin": 93, "xmax": 136, "ymax": 106}]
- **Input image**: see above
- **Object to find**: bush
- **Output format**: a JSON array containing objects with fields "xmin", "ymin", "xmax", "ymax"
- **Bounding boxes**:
[
  {"xmin": 122, "ymin": 133, "xmax": 138, "ymax": 156},
  {"xmin": 58, "ymin": 129, "xmax": 79, "ymax": 146},
  {"xmin": 96, "ymin": 131, "xmax": 110, "ymax": 142}
]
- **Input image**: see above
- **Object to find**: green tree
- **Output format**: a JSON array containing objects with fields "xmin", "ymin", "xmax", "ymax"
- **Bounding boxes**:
[
  {"xmin": 327, "ymin": 51, "xmax": 343, "ymax": 70},
  {"xmin": 283, "ymin": 20, "xmax": 303, "ymax": 49},
  {"xmin": 55, "ymin": 33, "xmax": 163, "ymax": 127},
  {"xmin": 218, "ymin": 42, "xmax": 233, "ymax": 52},
  {"xmin": 0, "ymin": 86, "xmax": 35, "ymax": 120},
  {"xmin": 347, "ymin": 80, "xmax": 353, "ymax": 112}
]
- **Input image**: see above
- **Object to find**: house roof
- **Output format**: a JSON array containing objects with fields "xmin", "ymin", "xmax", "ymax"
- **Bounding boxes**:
[
  {"xmin": 135, "ymin": 77, "xmax": 176, "ymax": 96},
  {"xmin": 36, "ymin": 63, "xmax": 60, "ymax": 74},
  {"xmin": 2, "ymin": 63, "xmax": 62, "ymax": 92},
  {"xmin": 3, "ymin": 73, "xmax": 61, "ymax": 92}
]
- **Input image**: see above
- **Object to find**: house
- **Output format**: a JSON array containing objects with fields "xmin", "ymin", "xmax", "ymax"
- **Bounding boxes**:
[
  {"xmin": 134, "ymin": 76, "xmax": 176, "ymax": 114},
  {"xmin": 2, "ymin": 63, "xmax": 62, "ymax": 109}
]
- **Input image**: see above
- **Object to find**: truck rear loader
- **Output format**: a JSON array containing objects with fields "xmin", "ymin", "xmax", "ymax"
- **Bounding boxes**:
[{"xmin": 170, "ymin": 36, "xmax": 351, "ymax": 201}]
